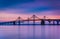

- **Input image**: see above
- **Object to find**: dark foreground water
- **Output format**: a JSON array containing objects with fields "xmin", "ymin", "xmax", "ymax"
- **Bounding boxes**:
[{"xmin": 0, "ymin": 25, "xmax": 60, "ymax": 39}]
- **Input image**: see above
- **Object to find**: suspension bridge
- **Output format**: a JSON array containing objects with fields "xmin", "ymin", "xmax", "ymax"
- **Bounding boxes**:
[{"xmin": 0, "ymin": 15, "xmax": 60, "ymax": 25}]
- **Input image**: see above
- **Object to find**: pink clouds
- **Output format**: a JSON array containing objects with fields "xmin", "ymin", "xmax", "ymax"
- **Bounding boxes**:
[
  {"xmin": 0, "ymin": 9, "xmax": 60, "ymax": 22},
  {"xmin": 0, "ymin": 12, "xmax": 60, "ymax": 22},
  {"xmin": 0, "ymin": 13, "xmax": 32, "ymax": 21}
]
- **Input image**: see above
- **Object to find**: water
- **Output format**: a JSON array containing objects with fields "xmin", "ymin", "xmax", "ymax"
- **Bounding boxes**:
[{"xmin": 0, "ymin": 25, "xmax": 60, "ymax": 39}]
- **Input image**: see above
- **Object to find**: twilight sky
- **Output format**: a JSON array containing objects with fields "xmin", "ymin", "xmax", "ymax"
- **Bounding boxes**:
[{"xmin": 0, "ymin": 0, "xmax": 60, "ymax": 21}]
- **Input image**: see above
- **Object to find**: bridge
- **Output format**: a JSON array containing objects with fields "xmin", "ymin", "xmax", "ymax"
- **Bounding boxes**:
[{"xmin": 0, "ymin": 15, "xmax": 60, "ymax": 25}]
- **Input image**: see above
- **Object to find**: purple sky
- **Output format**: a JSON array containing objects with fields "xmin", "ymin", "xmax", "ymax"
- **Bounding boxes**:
[{"xmin": 0, "ymin": 0, "xmax": 60, "ymax": 21}]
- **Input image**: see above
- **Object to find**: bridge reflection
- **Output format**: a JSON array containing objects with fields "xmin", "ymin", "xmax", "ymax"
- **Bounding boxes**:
[{"xmin": 0, "ymin": 15, "xmax": 60, "ymax": 25}]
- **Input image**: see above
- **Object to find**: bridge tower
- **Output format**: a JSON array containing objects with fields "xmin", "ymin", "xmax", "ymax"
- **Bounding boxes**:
[
  {"xmin": 17, "ymin": 17, "xmax": 21, "ymax": 25},
  {"xmin": 31, "ymin": 15, "xmax": 36, "ymax": 25},
  {"xmin": 29, "ymin": 14, "xmax": 40, "ymax": 39},
  {"xmin": 14, "ymin": 16, "xmax": 22, "ymax": 25},
  {"xmin": 43, "ymin": 16, "xmax": 46, "ymax": 19},
  {"xmin": 30, "ymin": 15, "xmax": 40, "ymax": 25}
]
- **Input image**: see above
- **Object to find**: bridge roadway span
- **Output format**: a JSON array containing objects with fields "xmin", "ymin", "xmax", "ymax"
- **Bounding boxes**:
[{"xmin": 0, "ymin": 19, "xmax": 60, "ymax": 25}]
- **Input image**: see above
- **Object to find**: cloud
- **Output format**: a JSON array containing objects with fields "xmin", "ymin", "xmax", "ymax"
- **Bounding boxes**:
[
  {"xmin": 0, "ymin": 0, "xmax": 60, "ymax": 15},
  {"xmin": 0, "ymin": 0, "xmax": 34, "ymax": 9}
]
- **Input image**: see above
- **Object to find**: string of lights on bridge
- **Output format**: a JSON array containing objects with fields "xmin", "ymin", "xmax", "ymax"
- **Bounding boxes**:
[{"xmin": 0, "ymin": 15, "xmax": 60, "ymax": 25}]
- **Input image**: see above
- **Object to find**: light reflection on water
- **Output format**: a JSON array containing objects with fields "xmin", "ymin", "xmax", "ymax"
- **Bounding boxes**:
[{"xmin": 0, "ymin": 25, "xmax": 60, "ymax": 39}]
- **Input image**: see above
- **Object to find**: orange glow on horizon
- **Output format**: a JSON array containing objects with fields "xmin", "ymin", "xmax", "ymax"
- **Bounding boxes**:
[{"xmin": 0, "ymin": 13, "xmax": 60, "ymax": 21}]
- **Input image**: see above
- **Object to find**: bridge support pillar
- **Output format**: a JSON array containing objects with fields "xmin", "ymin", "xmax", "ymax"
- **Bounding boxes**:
[
  {"xmin": 53, "ymin": 21, "xmax": 55, "ymax": 25},
  {"xmin": 56, "ymin": 20, "xmax": 59, "ymax": 25},
  {"xmin": 48, "ymin": 21, "xmax": 51, "ymax": 25},
  {"xmin": 13, "ymin": 21, "xmax": 16, "ymax": 25},
  {"xmin": 18, "ymin": 21, "xmax": 20, "ymax": 25},
  {"xmin": 33, "ymin": 20, "xmax": 35, "ymax": 25},
  {"xmin": 27, "ymin": 18, "xmax": 29, "ymax": 25},
  {"xmin": 41, "ymin": 19, "xmax": 45, "ymax": 25},
  {"xmin": 28, "ymin": 21, "xmax": 29, "ymax": 25}
]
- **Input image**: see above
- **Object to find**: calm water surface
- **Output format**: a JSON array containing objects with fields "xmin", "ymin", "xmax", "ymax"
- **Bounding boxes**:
[{"xmin": 0, "ymin": 25, "xmax": 60, "ymax": 39}]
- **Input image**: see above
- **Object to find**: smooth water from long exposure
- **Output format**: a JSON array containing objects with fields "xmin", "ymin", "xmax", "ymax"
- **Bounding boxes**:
[{"xmin": 0, "ymin": 25, "xmax": 60, "ymax": 39}]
